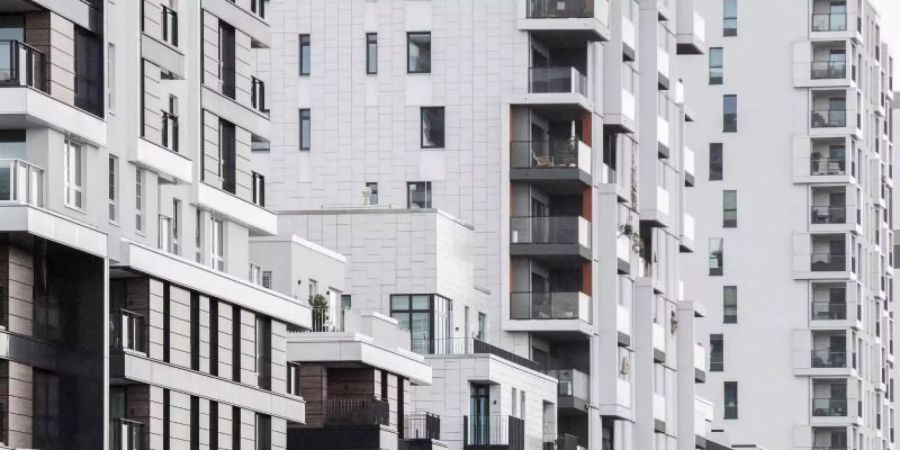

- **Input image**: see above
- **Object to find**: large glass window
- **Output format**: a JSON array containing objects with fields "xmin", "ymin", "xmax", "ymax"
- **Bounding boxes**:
[
  {"xmin": 299, "ymin": 34, "xmax": 310, "ymax": 76},
  {"xmin": 366, "ymin": 33, "xmax": 378, "ymax": 74},
  {"xmin": 407, "ymin": 181, "xmax": 432, "ymax": 208},
  {"xmin": 33, "ymin": 370, "xmax": 60, "ymax": 448},
  {"xmin": 421, "ymin": 107, "xmax": 445, "ymax": 148},
  {"xmin": 723, "ymin": 0, "xmax": 737, "ymax": 36},
  {"xmin": 709, "ymin": 47, "xmax": 723, "ymax": 84},
  {"xmin": 709, "ymin": 143, "xmax": 723, "ymax": 180},
  {"xmin": 710, "ymin": 334, "xmax": 723, "ymax": 371},
  {"xmin": 723, "ymin": 286, "xmax": 737, "ymax": 323},
  {"xmin": 390, "ymin": 294, "xmax": 452, "ymax": 354},
  {"xmin": 724, "ymin": 381, "xmax": 738, "ymax": 419},
  {"xmin": 709, "ymin": 238, "xmax": 724, "ymax": 276},
  {"xmin": 407, "ymin": 32, "xmax": 431, "ymax": 73},
  {"xmin": 64, "ymin": 140, "xmax": 84, "ymax": 209},
  {"xmin": 723, "ymin": 95, "xmax": 737, "ymax": 132},
  {"xmin": 723, "ymin": 190, "xmax": 737, "ymax": 227}
]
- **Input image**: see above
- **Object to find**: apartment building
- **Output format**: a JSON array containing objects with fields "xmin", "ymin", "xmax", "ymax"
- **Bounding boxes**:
[
  {"xmin": 682, "ymin": 1, "xmax": 896, "ymax": 450},
  {"xmin": 253, "ymin": 1, "xmax": 721, "ymax": 449},
  {"xmin": 0, "ymin": 0, "xmax": 313, "ymax": 448}
]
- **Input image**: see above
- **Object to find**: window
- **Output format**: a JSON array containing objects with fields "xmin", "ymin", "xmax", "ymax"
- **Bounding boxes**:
[
  {"xmin": 210, "ymin": 402, "xmax": 219, "ymax": 448},
  {"xmin": 107, "ymin": 43, "xmax": 115, "ymax": 112},
  {"xmin": 709, "ymin": 238, "xmax": 723, "ymax": 276},
  {"xmin": 709, "ymin": 143, "xmax": 723, "ymax": 180},
  {"xmin": 390, "ymin": 294, "xmax": 452, "ymax": 354},
  {"xmin": 162, "ymin": 2, "xmax": 178, "ymax": 46},
  {"xmin": 724, "ymin": 381, "xmax": 738, "ymax": 419},
  {"xmin": 723, "ymin": 190, "xmax": 737, "ymax": 227},
  {"xmin": 256, "ymin": 317, "xmax": 271, "ymax": 390},
  {"xmin": 256, "ymin": 414, "xmax": 271, "ymax": 450},
  {"xmin": 723, "ymin": 286, "xmax": 737, "ymax": 323},
  {"xmin": 477, "ymin": 312, "xmax": 487, "ymax": 340},
  {"xmin": 74, "ymin": 27, "xmax": 103, "ymax": 116},
  {"xmin": 420, "ymin": 107, "xmax": 445, "ymax": 148},
  {"xmin": 231, "ymin": 306, "xmax": 241, "ymax": 381},
  {"xmin": 251, "ymin": 0, "xmax": 266, "ymax": 18},
  {"xmin": 64, "ymin": 140, "xmax": 84, "ymax": 209},
  {"xmin": 210, "ymin": 300, "xmax": 219, "ymax": 376},
  {"xmin": 190, "ymin": 293, "xmax": 200, "ymax": 371},
  {"xmin": 710, "ymin": 334, "xmax": 723, "ymax": 371},
  {"xmin": 249, "ymin": 263, "xmax": 262, "ymax": 285},
  {"xmin": 172, "ymin": 199, "xmax": 180, "ymax": 255},
  {"xmin": 299, "ymin": 109, "xmax": 311, "ymax": 150},
  {"xmin": 308, "ymin": 279, "xmax": 318, "ymax": 299},
  {"xmin": 108, "ymin": 156, "xmax": 118, "ymax": 222},
  {"xmin": 190, "ymin": 396, "xmax": 199, "ymax": 450},
  {"xmin": 262, "ymin": 271, "xmax": 272, "ymax": 289},
  {"xmin": 252, "ymin": 172, "xmax": 265, "ymax": 207},
  {"xmin": 162, "ymin": 95, "xmax": 178, "ymax": 152},
  {"xmin": 366, "ymin": 33, "xmax": 378, "ymax": 74},
  {"xmin": 219, "ymin": 119, "xmax": 236, "ymax": 193},
  {"xmin": 195, "ymin": 209, "xmax": 202, "ymax": 263},
  {"xmin": 135, "ymin": 168, "xmax": 145, "ymax": 233},
  {"xmin": 210, "ymin": 217, "xmax": 225, "ymax": 271},
  {"xmin": 33, "ymin": 370, "xmax": 60, "ymax": 448},
  {"xmin": 366, "ymin": 182, "xmax": 378, "ymax": 205},
  {"xmin": 287, "ymin": 363, "xmax": 301, "ymax": 395},
  {"xmin": 218, "ymin": 21, "xmax": 236, "ymax": 99},
  {"xmin": 299, "ymin": 34, "xmax": 310, "ymax": 76},
  {"xmin": 232, "ymin": 406, "xmax": 241, "ymax": 449},
  {"xmin": 723, "ymin": 95, "xmax": 737, "ymax": 132},
  {"xmin": 709, "ymin": 47, "xmax": 723, "ymax": 84},
  {"xmin": 407, "ymin": 182, "xmax": 432, "ymax": 208},
  {"xmin": 407, "ymin": 32, "xmax": 431, "ymax": 73},
  {"xmin": 723, "ymin": 0, "xmax": 737, "ymax": 36},
  {"xmin": 159, "ymin": 215, "xmax": 173, "ymax": 252}
]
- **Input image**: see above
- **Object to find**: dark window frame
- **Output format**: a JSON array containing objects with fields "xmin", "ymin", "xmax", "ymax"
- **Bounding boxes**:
[
  {"xmin": 723, "ymin": 95, "xmax": 737, "ymax": 132},
  {"xmin": 709, "ymin": 143, "xmax": 723, "ymax": 180},
  {"xmin": 299, "ymin": 109, "xmax": 311, "ymax": 151},
  {"xmin": 407, "ymin": 32, "xmax": 432, "ymax": 74},
  {"xmin": 299, "ymin": 34, "xmax": 311, "ymax": 76},
  {"xmin": 724, "ymin": 381, "xmax": 738, "ymax": 419},
  {"xmin": 709, "ymin": 238, "xmax": 724, "ymax": 276},
  {"xmin": 710, "ymin": 334, "xmax": 724, "ymax": 372},
  {"xmin": 723, "ymin": 286, "xmax": 737, "ymax": 324},
  {"xmin": 723, "ymin": 190, "xmax": 737, "ymax": 227},
  {"xmin": 366, "ymin": 33, "xmax": 378, "ymax": 74},
  {"xmin": 420, "ymin": 106, "xmax": 445, "ymax": 149},
  {"xmin": 407, "ymin": 181, "xmax": 432, "ymax": 209},
  {"xmin": 709, "ymin": 47, "xmax": 723, "ymax": 84},
  {"xmin": 723, "ymin": 0, "xmax": 738, "ymax": 36}
]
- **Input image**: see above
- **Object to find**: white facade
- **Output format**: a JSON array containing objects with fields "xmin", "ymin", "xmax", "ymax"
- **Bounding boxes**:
[{"xmin": 683, "ymin": 1, "xmax": 896, "ymax": 450}]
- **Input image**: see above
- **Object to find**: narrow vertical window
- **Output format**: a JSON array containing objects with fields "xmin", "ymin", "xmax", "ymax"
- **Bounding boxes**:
[
  {"xmin": 366, "ymin": 182, "xmax": 379, "ymax": 205},
  {"xmin": 64, "ymin": 140, "xmax": 84, "ymax": 209},
  {"xmin": 724, "ymin": 381, "xmax": 738, "ymax": 419},
  {"xmin": 108, "ymin": 155, "xmax": 118, "ymax": 223},
  {"xmin": 299, "ymin": 34, "xmax": 310, "ymax": 76},
  {"xmin": 195, "ymin": 209, "xmax": 203, "ymax": 263},
  {"xmin": 299, "ymin": 109, "xmax": 311, "ymax": 150},
  {"xmin": 210, "ymin": 401, "xmax": 219, "ymax": 449},
  {"xmin": 107, "ymin": 43, "xmax": 115, "ymax": 112},
  {"xmin": 232, "ymin": 306, "xmax": 241, "ymax": 381},
  {"xmin": 709, "ymin": 143, "xmax": 723, "ymax": 180},
  {"xmin": 420, "ymin": 107, "xmax": 445, "ymax": 148},
  {"xmin": 366, "ymin": 33, "xmax": 378, "ymax": 74},
  {"xmin": 723, "ymin": 95, "xmax": 737, "ymax": 132},
  {"xmin": 218, "ymin": 21, "xmax": 236, "ymax": 99},
  {"xmin": 232, "ymin": 406, "xmax": 241, "ymax": 449},
  {"xmin": 407, "ymin": 182, "xmax": 432, "ymax": 209},
  {"xmin": 723, "ymin": 0, "xmax": 737, "ymax": 36},
  {"xmin": 710, "ymin": 334, "xmax": 724, "ymax": 371},
  {"xmin": 210, "ymin": 299, "xmax": 219, "ymax": 376},
  {"xmin": 252, "ymin": 172, "xmax": 265, "ymax": 207},
  {"xmin": 709, "ymin": 47, "xmax": 723, "ymax": 84},
  {"xmin": 210, "ymin": 217, "xmax": 225, "ymax": 271},
  {"xmin": 407, "ymin": 32, "xmax": 431, "ymax": 73},
  {"xmin": 287, "ymin": 362, "xmax": 301, "ymax": 396},
  {"xmin": 159, "ymin": 215, "xmax": 172, "ymax": 252},
  {"xmin": 135, "ymin": 168, "xmax": 145, "ymax": 232},
  {"xmin": 723, "ymin": 286, "xmax": 737, "ymax": 323},
  {"xmin": 172, "ymin": 199, "xmax": 180, "ymax": 255},
  {"xmin": 219, "ymin": 119, "xmax": 236, "ymax": 193},
  {"xmin": 709, "ymin": 238, "xmax": 723, "ymax": 276},
  {"xmin": 723, "ymin": 190, "xmax": 737, "ymax": 227},
  {"xmin": 162, "ymin": 95, "xmax": 178, "ymax": 152}
]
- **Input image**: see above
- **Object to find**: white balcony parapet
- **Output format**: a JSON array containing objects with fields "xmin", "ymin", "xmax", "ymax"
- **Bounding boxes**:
[
  {"xmin": 0, "ymin": 159, "xmax": 43, "ymax": 207},
  {"xmin": 694, "ymin": 343, "xmax": 707, "ymax": 372},
  {"xmin": 657, "ymin": 47, "xmax": 670, "ymax": 79},
  {"xmin": 683, "ymin": 213, "xmax": 695, "ymax": 241},
  {"xmin": 622, "ymin": 90, "xmax": 636, "ymax": 121},
  {"xmin": 657, "ymin": 186, "xmax": 670, "ymax": 216},
  {"xmin": 684, "ymin": 146, "xmax": 695, "ymax": 174},
  {"xmin": 657, "ymin": 116, "xmax": 670, "ymax": 147},
  {"xmin": 652, "ymin": 323, "xmax": 665, "ymax": 352},
  {"xmin": 616, "ymin": 304, "xmax": 631, "ymax": 336},
  {"xmin": 578, "ymin": 216, "xmax": 592, "ymax": 248}
]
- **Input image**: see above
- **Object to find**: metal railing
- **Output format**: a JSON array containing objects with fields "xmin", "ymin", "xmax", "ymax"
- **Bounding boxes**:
[
  {"xmin": 404, "ymin": 412, "xmax": 440, "ymax": 440},
  {"xmin": 464, "ymin": 415, "xmax": 525, "ymax": 449},
  {"xmin": 510, "ymin": 216, "xmax": 591, "ymax": 246},
  {"xmin": 811, "ymin": 61, "xmax": 847, "ymax": 79},
  {"xmin": 543, "ymin": 433, "xmax": 578, "ymax": 450},
  {"xmin": 529, "ymin": 67, "xmax": 587, "ymax": 96},
  {"xmin": 510, "ymin": 292, "xmax": 589, "ymax": 321},
  {"xmin": 812, "ymin": 13, "xmax": 847, "ymax": 32},
  {"xmin": 811, "ymin": 205, "xmax": 847, "ymax": 224},
  {"xmin": 0, "ymin": 159, "xmax": 43, "ymax": 207},
  {"xmin": 811, "ymin": 350, "xmax": 846, "ymax": 368},
  {"xmin": 0, "ymin": 40, "xmax": 46, "ymax": 91},
  {"xmin": 527, "ymin": 0, "xmax": 594, "ymax": 18},
  {"xmin": 811, "ymin": 301, "xmax": 847, "ymax": 320},
  {"xmin": 810, "ymin": 158, "xmax": 846, "ymax": 176},
  {"xmin": 324, "ymin": 397, "xmax": 389, "ymax": 426},
  {"xmin": 510, "ymin": 139, "xmax": 587, "ymax": 170},
  {"xmin": 301, "ymin": 305, "xmax": 349, "ymax": 332},
  {"xmin": 811, "ymin": 398, "xmax": 847, "ymax": 416},
  {"xmin": 161, "ymin": 111, "xmax": 178, "ymax": 152},
  {"xmin": 811, "ymin": 252, "xmax": 846, "ymax": 271},
  {"xmin": 111, "ymin": 309, "xmax": 146, "ymax": 353},
  {"xmin": 411, "ymin": 337, "xmax": 540, "ymax": 371},
  {"xmin": 111, "ymin": 418, "xmax": 145, "ymax": 450},
  {"xmin": 811, "ymin": 109, "xmax": 847, "ymax": 128}
]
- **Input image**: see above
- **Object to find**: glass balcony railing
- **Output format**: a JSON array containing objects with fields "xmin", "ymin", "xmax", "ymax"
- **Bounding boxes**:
[
  {"xmin": 0, "ymin": 159, "xmax": 44, "ymax": 207},
  {"xmin": 811, "ymin": 398, "xmax": 847, "ymax": 416},
  {"xmin": 510, "ymin": 291, "xmax": 590, "ymax": 322},
  {"xmin": 811, "ymin": 350, "xmax": 846, "ymax": 368},
  {"xmin": 811, "ymin": 252, "xmax": 846, "ymax": 271},
  {"xmin": 811, "ymin": 61, "xmax": 847, "ymax": 79},
  {"xmin": 529, "ymin": 67, "xmax": 587, "ymax": 96},
  {"xmin": 510, "ymin": 139, "xmax": 591, "ymax": 172},
  {"xmin": 810, "ymin": 158, "xmax": 846, "ymax": 176},
  {"xmin": 0, "ymin": 40, "xmax": 46, "ymax": 92},
  {"xmin": 811, "ymin": 301, "xmax": 847, "ymax": 320},
  {"xmin": 547, "ymin": 369, "xmax": 589, "ymax": 401},
  {"xmin": 812, "ymin": 13, "xmax": 847, "ymax": 32},
  {"xmin": 410, "ymin": 337, "xmax": 541, "ymax": 371},
  {"xmin": 527, "ymin": 0, "xmax": 594, "ymax": 19},
  {"xmin": 111, "ymin": 418, "xmax": 145, "ymax": 450},
  {"xmin": 510, "ymin": 216, "xmax": 592, "ymax": 247},
  {"xmin": 811, "ymin": 205, "xmax": 847, "ymax": 224},
  {"xmin": 811, "ymin": 109, "xmax": 847, "ymax": 128},
  {"xmin": 111, "ymin": 309, "xmax": 146, "ymax": 353}
]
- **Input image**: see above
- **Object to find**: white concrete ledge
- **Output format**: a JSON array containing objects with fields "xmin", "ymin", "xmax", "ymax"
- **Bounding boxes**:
[
  {"xmin": 0, "ymin": 203, "xmax": 107, "ymax": 257},
  {"xmin": 197, "ymin": 182, "xmax": 277, "ymax": 235},
  {"xmin": 135, "ymin": 138, "xmax": 193, "ymax": 183},
  {"xmin": 0, "ymin": 87, "xmax": 107, "ymax": 146},
  {"xmin": 202, "ymin": 86, "xmax": 270, "ymax": 138},
  {"xmin": 142, "ymin": 34, "xmax": 186, "ymax": 79},
  {"xmin": 116, "ymin": 239, "xmax": 310, "ymax": 327},
  {"xmin": 202, "ymin": 0, "xmax": 270, "ymax": 48}
]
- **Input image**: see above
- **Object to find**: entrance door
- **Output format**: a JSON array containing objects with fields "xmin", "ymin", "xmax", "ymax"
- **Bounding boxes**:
[{"xmin": 470, "ymin": 384, "xmax": 491, "ymax": 445}]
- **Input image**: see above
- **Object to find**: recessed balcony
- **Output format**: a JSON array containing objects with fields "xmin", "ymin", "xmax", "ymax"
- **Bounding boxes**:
[
  {"xmin": 811, "ymin": 0, "xmax": 861, "ymax": 41},
  {"xmin": 510, "ymin": 216, "xmax": 592, "ymax": 263},
  {"xmin": 510, "ymin": 139, "xmax": 592, "ymax": 192},
  {"xmin": 520, "ymin": 0, "xmax": 611, "ymax": 43},
  {"xmin": 508, "ymin": 291, "xmax": 592, "ymax": 337},
  {"xmin": 519, "ymin": 66, "xmax": 591, "ymax": 116},
  {"xmin": 548, "ymin": 368, "xmax": 590, "ymax": 411},
  {"xmin": 809, "ymin": 90, "xmax": 859, "ymax": 138}
]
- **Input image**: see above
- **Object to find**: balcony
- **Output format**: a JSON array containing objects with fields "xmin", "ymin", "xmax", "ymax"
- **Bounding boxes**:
[
  {"xmin": 680, "ymin": 212, "xmax": 695, "ymax": 253},
  {"xmin": 110, "ymin": 309, "xmax": 147, "ymax": 353},
  {"xmin": 811, "ymin": 427, "xmax": 848, "ymax": 450},
  {"xmin": 812, "ymin": 13, "xmax": 847, "ymax": 32},
  {"xmin": 510, "ymin": 291, "xmax": 591, "ymax": 322},
  {"xmin": 521, "ymin": 0, "xmax": 610, "ymax": 42},
  {"xmin": 811, "ymin": 350, "xmax": 847, "ymax": 368},
  {"xmin": 543, "ymin": 434, "xmax": 579, "ymax": 450},
  {"xmin": 411, "ymin": 338, "xmax": 541, "ymax": 371},
  {"xmin": 676, "ymin": 8, "xmax": 706, "ymax": 55},
  {"xmin": 463, "ymin": 415, "xmax": 525, "ymax": 450},
  {"xmin": 510, "ymin": 216, "xmax": 592, "ymax": 263},
  {"xmin": 325, "ymin": 397, "xmax": 390, "ymax": 427},
  {"xmin": 111, "ymin": 418, "xmax": 146, "ymax": 450},
  {"xmin": 547, "ymin": 369, "xmax": 589, "ymax": 411},
  {"xmin": 657, "ymin": 48, "xmax": 670, "ymax": 90},
  {"xmin": 812, "ymin": 61, "xmax": 847, "ymax": 80},
  {"xmin": 0, "ymin": 159, "xmax": 43, "ymax": 207},
  {"xmin": 683, "ymin": 146, "xmax": 695, "ymax": 186},
  {"xmin": 811, "ymin": 206, "xmax": 846, "ymax": 224},
  {"xmin": 529, "ymin": 67, "xmax": 587, "ymax": 96},
  {"xmin": 811, "ymin": 252, "xmax": 846, "ymax": 272},
  {"xmin": 510, "ymin": 139, "xmax": 592, "ymax": 192},
  {"xmin": 811, "ymin": 158, "xmax": 847, "ymax": 177},
  {"xmin": 0, "ymin": 40, "xmax": 46, "ymax": 92},
  {"xmin": 652, "ymin": 323, "xmax": 665, "ymax": 362},
  {"xmin": 812, "ymin": 398, "xmax": 847, "ymax": 417},
  {"xmin": 811, "ymin": 301, "xmax": 847, "ymax": 321},
  {"xmin": 404, "ymin": 412, "xmax": 441, "ymax": 441},
  {"xmin": 811, "ymin": 109, "xmax": 846, "ymax": 128}
]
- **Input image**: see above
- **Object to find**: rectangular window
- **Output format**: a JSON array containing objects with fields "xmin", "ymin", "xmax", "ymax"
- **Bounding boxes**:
[
  {"xmin": 163, "ymin": 389, "xmax": 171, "ymax": 450},
  {"xmin": 709, "ymin": 238, "xmax": 723, "ymax": 276},
  {"xmin": 256, "ymin": 316, "xmax": 271, "ymax": 390},
  {"xmin": 108, "ymin": 43, "xmax": 115, "ymax": 112},
  {"xmin": 407, "ymin": 181, "xmax": 432, "ymax": 209},
  {"xmin": 33, "ymin": 370, "xmax": 60, "ymax": 448},
  {"xmin": 366, "ymin": 182, "xmax": 378, "ymax": 205},
  {"xmin": 299, "ymin": 34, "xmax": 310, "ymax": 76},
  {"xmin": 218, "ymin": 21, "xmax": 236, "ymax": 99},
  {"xmin": 477, "ymin": 312, "xmax": 487, "ymax": 340},
  {"xmin": 390, "ymin": 294, "xmax": 452, "ymax": 354},
  {"xmin": 210, "ymin": 401, "xmax": 219, "ymax": 449},
  {"xmin": 190, "ymin": 293, "xmax": 200, "ymax": 370},
  {"xmin": 232, "ymin": 406, "xmax": 241, "ymax": 449},
  {"xmin": 190, "ymin": 396, "xmax": 199, "ymax": 450},
  {"xmin": 210, "ymin": 217, "xmax": 225, "ymax": 271},
  {"xmin": 709, "ymin": 47, "xmax": 723, "ymax": 84},
  {"xmin": 162, "ymin": 95, "xmax": 178, "ymax": 152},
  {"xmin": 256, "ymin": 414, "xmax": 271, "ymax": 450},
  {"xmin": 723, "ymin": 95, "xmax": 737, "ymax": 132},
  {"xmin": 287, "ymin": 362, "xmax": 301, "ymax": 395},
  {"xmin": 366, "ymin": 33, "xmax": 378, "ymax": 74},
  {"xmin": 299, "ymin": 109, "xmax": 311, "ymax": 150},
  {"xmin": 723, "ymin": 190, "xmax": 737, "ymax": 227},
  {"xmin": 252, "ymin": 172, "xmax": 265, "ymax": 207},
  {"xmin": 232, "ymin": 306, "xmax": 241, "ymax": 381},
  {"xmin": 723, "ymin": 0, "xmax": 737, "ymax": 36},
  {"xmin": 210, "ymin": 300, "xmax": 219, "ymax": 376},
  {"xmin": 723, "ymin": 286, "xmax": 737, "ymax": 323},
  {"xmin": 162, "ymin": 3, "xmax": 178, "ymax": 47},
  {"xmin": 108, "ymin": 155, "xmax": 118, "ymax": 223},
  {"xmin": 195, "ymin": 209, "xmax": 202, "ymax": 263},
  {"xmin": 724, "ymin": 381, "xmax": 738, "ymax": 419},
  {"xmin": 251, "ymin": 0, "xmax": 266, "ymax": 18},
  {"xmin": 135, "ymin": 168, "xmax": 145, "ymax": 232},
  {"xmin": 159, "ymin": 215, "xmax": 173, "ymax": 252},
  {"xmin": 219, "ymin": 119, "xmax": 236, "ymax": 193},
  {"xmin": 64, "ymin": 140, "xmax": 84, "ymax": 209},
  {"xmin": 172, "ymin": 199, "xmax": 180, "ymax": 255},
  {"xmin": 420, "ymin": 107, "xmax": 445, "ymax": 148},
  {"xmin": 709, "ymin": 143, "xmax": 723, "ymax": 180},
  {"xmin": 74, "ymin": 27, "xmax": 103, "ymax": 116},
  {"xmin": 710, "ymin": 334, "xmax": 723, "ymax": 371},
  {"xmin": 407, "ymin": 32, "xmax": 431, "ymax": 73}
]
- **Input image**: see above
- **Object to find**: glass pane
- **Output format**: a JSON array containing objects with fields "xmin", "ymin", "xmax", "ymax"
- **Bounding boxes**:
[
  {"xmin": 411, "ymin": 294, "xmax": 430, "ymax": 310},
  {"xmin": 391, "ymin": 295, "xmax": 410, "ymax": 310},
  {"xmin": 410, "ymin": 312, "xmax": 430, "ymax": 340}
]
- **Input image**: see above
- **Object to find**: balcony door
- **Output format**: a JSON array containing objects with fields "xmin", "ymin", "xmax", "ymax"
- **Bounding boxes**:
[{"xmin": 470, "ymin": 384, "xmax": 490, "ymax": 445}]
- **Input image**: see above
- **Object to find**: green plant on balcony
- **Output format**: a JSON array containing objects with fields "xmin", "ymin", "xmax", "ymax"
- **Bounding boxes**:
[{"xmin": 309, "ymin": 293, "xmax": 329, "ymax": 326}]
